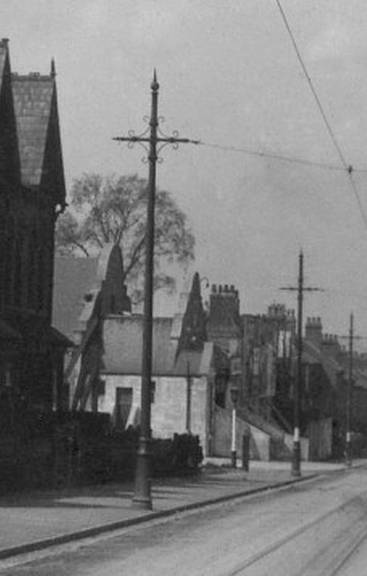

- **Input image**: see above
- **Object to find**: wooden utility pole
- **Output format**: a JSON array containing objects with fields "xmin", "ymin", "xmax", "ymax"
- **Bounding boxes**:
[
  {"xmin": 346, "ymin": 313, "xmax": 354, "ymax": 467},
  {"xmin": 114, "ymin": 73, "xmax": 198, "ymax": 510},
  {"xmin": 338, "ymin": 314, "xmax": 365, "ymax": 467},
  {"xmin": 280, "ymin": 251, "xmax": 322, "ymax": 477}
]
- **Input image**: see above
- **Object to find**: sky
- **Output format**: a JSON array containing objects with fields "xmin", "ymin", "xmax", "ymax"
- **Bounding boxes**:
[{"xmin": 3, "ymin": 0, "xmax": 367, "ymax": 344}]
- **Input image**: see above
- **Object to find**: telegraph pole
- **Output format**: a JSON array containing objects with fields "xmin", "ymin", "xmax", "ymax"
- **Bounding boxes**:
[
  {"xmin": 337, "ymin": 314, "xmax": 365, "ymax": 467},
  {"xmin": 346, "ymin": 313, "xmax": 354, "ymax": 467},
  {"xmin": 114, "ymin": 72, "xmax": 198, "ymax": 510},
  {"xmin": 280, "ymin": 251, "xmax": 322, "ymax": 477}
]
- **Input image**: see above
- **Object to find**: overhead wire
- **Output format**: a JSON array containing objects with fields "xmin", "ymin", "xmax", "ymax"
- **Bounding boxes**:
[
  {"xmin": 274, "ymin": 0, "xmax": 367, "ymax": 230},
  {"xmin": 196, "ymin": 141, "xmax": 346, "ymax": 172}
]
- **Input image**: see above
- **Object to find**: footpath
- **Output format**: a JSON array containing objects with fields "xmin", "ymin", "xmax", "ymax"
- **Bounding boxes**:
[{"xmin": 0, "ymin": 459, "xmax": 365, "ymax": 560}]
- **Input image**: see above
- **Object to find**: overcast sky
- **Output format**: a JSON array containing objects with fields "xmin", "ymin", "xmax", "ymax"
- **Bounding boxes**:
[{"xmin": 3, "ymin": 0, "xmax": 367, "ymax": 343}]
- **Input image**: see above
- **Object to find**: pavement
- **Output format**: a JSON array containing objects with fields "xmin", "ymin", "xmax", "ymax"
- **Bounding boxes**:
[{"xmin": 0, "ymin": 458, "xmax": 365, "ymax": 560}]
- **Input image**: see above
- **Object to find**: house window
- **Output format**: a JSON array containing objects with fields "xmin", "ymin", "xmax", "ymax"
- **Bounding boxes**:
[
  {"xmin": 97, "ymin": 378, "xmax": 105, "ymax": 396},
  {"xmin": 151, "ymin": 380, "xmax": 156, "ymax": 403},
  {"xmin": 215, "ymin": 372, "xmax": 228, "ymax": 408},
  {"xmin": 115, "ymin": 387, "xmax": 133, "ymax": 430}
]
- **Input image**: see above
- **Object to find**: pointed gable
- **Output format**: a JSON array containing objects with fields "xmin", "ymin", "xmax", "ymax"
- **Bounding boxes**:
[
  {"xmin": 0, "ymin": 39, "xmax": 20, "ymax": 183},
  {"xmin": 177, "ymin": 272, "xmax": 207, "ymax": 353},
  {"xmin": 40, "ymin": 71, "xmax": 66, "ymax": 204},
  {"xmin": 12, "ymin": 66, "xmax": 65, "ymax": 204}
]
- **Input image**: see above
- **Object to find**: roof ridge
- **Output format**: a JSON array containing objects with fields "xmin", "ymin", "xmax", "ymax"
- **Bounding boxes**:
[{"xmin": 12, "ymin": 72, "xmax": 54, "ymax": 81}]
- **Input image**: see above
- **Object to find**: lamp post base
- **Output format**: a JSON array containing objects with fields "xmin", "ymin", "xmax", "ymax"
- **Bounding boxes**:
[
  {"xmin": 132, "ymin": 436, "xmax": 152, "ymax": 510},
  {"xmin": 132, "ymin": 495, "xmax": 152, "ymax": 510},
  {"xmin": 231, "ymin": 450, "xmax": 237, "ymax": 469},
  {"xmin": 345, "ymin": 440, "xmax": 352, "ymax": 468},
  {"xmin": 291, "ymin": 440, "xmax": 301, "ymax": 477}
]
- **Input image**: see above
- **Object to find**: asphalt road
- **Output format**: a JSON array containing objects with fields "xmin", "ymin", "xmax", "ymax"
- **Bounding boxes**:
[{"xmin": 2, "ymin": 467, "xmax": 367, "ymax": 576}]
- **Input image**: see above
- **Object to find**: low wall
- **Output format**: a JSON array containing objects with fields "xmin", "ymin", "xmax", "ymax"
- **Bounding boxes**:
[
  {"xmin": 212, "ymin": 407, "xmax": 271, "ymax": 461},
  {"xmin": 307, "ymin": 418, "xmax": 332, "ymax": 461}
]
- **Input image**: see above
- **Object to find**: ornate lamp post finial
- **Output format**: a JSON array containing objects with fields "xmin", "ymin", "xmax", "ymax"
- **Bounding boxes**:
[{"xmin": 151, "ymin": 69, "xmax": 159, "ymax": 91}]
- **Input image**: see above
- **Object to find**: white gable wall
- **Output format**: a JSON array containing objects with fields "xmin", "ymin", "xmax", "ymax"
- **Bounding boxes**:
[{"xmin": 99, "ymin": 374, "xmax": 210, "ymax": 455}]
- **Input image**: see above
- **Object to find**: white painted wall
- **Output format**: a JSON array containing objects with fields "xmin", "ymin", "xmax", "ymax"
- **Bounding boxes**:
[{"xmin": 99, "ymin": 374, "xmax": 210, "ymax": 455}]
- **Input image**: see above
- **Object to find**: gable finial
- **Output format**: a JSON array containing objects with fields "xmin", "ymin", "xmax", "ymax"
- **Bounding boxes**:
[{"xmin": 50, "ymin": 58, "xmax": 56, "ymax": 78}]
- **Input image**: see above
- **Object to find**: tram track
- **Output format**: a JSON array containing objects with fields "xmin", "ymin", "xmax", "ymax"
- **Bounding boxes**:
[{"xmin": 225, "ymin": 493, "xmax": 367, "ymax": 576}]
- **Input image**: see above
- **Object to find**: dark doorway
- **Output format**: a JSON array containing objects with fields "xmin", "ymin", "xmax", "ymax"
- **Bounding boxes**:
[{"xmin": 115, "ymin": 387, "xmax": 132, "ymax": 429}]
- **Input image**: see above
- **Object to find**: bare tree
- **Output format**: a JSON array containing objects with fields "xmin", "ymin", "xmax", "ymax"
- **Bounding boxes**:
[{"xmin": 55, "ymin": 173, "xmax": 195, "ymax": 302}]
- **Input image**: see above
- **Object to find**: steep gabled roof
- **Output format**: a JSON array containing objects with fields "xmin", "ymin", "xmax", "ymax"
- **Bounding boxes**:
[
  {"xmin": 0, "ymin": 39, "xmax": 20, "ymax": 182},
  {"xmin": 302, "ymin": 339, "xmax": 341, "ymax": 388},
  {"xmin": 12, "ymin": 73, "xmax": 53, "ymax": 186},
  {"xmin": 102, "ymin": 315, "xmax": 213, "ymax": 377},
  {"xmin": 12, "ymin": 66, "xmax": 65, "ymax": 202},
  {"xmin": 177, "ymin": 272, "xmax": 207, "ymax": 355},
  {"xmin": 0, "ymin": 41, "xmax": 7, "ymax": 93},
  {"xmin": 52, "ymin": 256, "xmax": 99, "ymax": 341},
  {"xmin": 53, "ymin": 244, "xmax": 131, "ymax": 344}
]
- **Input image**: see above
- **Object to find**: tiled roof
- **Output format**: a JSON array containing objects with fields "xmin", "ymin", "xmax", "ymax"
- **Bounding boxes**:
[
  {"xmin": 102, "ymin": 315, "xmax": 211, "ymax": 376},
  {"xmin": 12, "ymin": 73, "xmax": 54, "ymax": 187},
  {"xmin": 52, "ymin": 256, "xmax": 99, "ymax": 341}
]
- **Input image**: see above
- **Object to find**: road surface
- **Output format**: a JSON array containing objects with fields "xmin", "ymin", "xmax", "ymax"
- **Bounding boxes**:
[{"xmin": 2, "ymin": 467, "xmax": 367, "ymax": 575}]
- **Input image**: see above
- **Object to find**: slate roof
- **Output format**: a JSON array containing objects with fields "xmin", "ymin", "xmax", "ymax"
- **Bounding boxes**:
[
  {"xmin": 302, "ymin": 339, "xmax": 341, "ymax": 388},
  {"xmin": 0, "ymin": 40, "xmax": 7, "ymax": 93},
  {"xmin": 12, "ymin": 73, "xmax": 54, "ymax": 187},
  {"xmin": 102, "ymin": 315, "xmax": 213, "ymax": 377},
  {"xmin": 52, "ymin": 256, "xmax": 99, "ymax": 341}
]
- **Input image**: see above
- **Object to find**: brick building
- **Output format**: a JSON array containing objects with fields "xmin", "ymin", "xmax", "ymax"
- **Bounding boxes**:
[{"xmin": 0, "ymin": 39, "xmax": 69, "ymax": 413}]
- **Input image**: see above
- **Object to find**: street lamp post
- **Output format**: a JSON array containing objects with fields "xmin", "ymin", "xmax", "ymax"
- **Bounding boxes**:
[
  {"xmin": 230, "ymin": 385, "xmax": 239, "ymax": 468},
  {"xmin": 130, "ymin": 73, "xmax": 158, "ymax": 510},
  {"xmin": 114, "ymin": 73, "xmax": 199, "ymax": 510}
]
